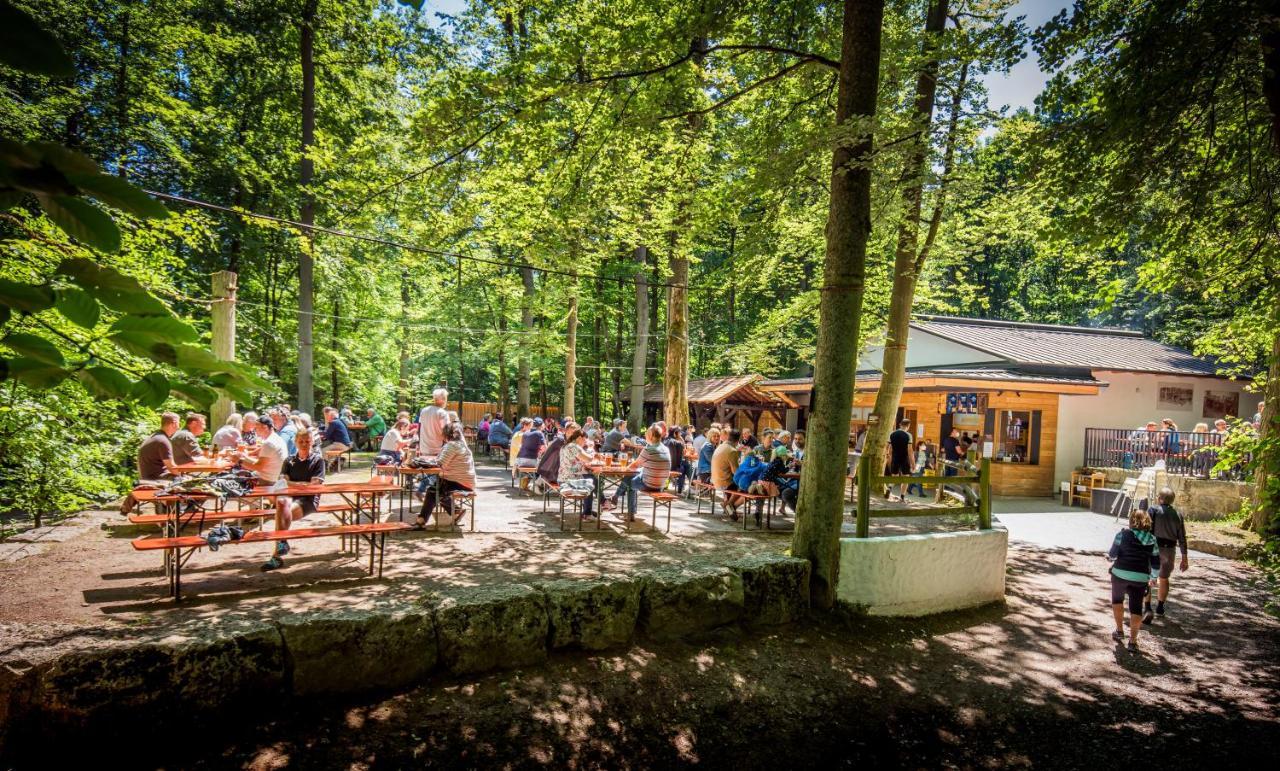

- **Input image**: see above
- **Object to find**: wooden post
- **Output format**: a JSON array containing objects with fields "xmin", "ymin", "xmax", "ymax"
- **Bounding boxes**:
[
  {"xmin": 978, "ymin": 458, "xmax": 992, "ymax": 530},
  {"xmin": 211, "ymin": 271, "xmax": 237, "ymax": 429},
  {"xmin": 856, "ymin": 453, "xmax": 871, "ymax": 538}
]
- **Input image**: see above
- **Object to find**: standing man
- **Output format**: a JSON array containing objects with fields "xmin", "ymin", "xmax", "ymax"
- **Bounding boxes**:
[
  {"xmin": 418, "ymin": 388, "xmax": 450, "ymax": 458},
  {"xmin": 888, "ymin": 419, "xmax": 914, "ymax": 501},
  {"xmin": 170, "ymin": 413, "xmax": 207, "ymax": 466},
  {"xmin": 1145, "ymin": 488, "xmax": 1189, "ymax": 621}
]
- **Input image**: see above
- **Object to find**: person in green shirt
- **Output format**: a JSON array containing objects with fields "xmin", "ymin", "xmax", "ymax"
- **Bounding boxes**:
[{"xmin": 364, "ymin": 408, "xmax": 387, "ymax": 450}]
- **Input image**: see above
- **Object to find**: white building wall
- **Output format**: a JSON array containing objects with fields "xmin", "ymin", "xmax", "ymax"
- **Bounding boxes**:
[
  {"xmin": 858, "ymin": 328, "xmax": 1002, "ymax": 372},
  {"xmin": 1054, "ymin": 371, "xmax": 1256, "ymax": 488}
]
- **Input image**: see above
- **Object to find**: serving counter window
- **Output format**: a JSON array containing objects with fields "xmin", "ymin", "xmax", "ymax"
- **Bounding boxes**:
[{"xmin": 990, "ymin": 409, "xmax": 1041, "ymax": 464}]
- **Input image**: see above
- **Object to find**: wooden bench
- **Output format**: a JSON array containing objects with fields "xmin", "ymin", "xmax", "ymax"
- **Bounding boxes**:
[
  {"xmin": 421, "ymin": 490, "xmax": 476, "ymax": 533},
  {"xmin": 638, "ymin": 490, "xmax": 676, "ymax": 533},
  {"xmin": 726, "ymin": 491, "xmax": 777, "ymax": 531},
  {"xmin": 132, "ymin": 521, "xmax": 411, "ymax": 601},
  {"xmin": 541, "ymin": 480, "xmax": 560, "ymax": 513},
  {"xmin": 512, "ymin": 464, "xmax": 539, "ymax": 493},
  {"xmin": 557, "ymin": 487, "xmax": 600, "ymax": 532},
  {"xmin": 689, "ymin": 480, "xmax": 717, "ymax": 514},
  {"xmin": 324, "ymin": 447, "xmax": 349, "ymax": 473}
]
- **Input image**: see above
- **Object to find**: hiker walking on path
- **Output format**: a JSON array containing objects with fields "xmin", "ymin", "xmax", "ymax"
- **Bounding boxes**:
[
  {"xmin": 1108, "ymin": 508, "xmax": 1161, "ymax": 653},
  {"xmin": 1145, "ymin": 487, "xmax": 1189, "ymax": 623}
]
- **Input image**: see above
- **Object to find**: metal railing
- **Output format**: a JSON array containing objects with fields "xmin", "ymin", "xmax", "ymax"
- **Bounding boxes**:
[{"xmin": 1082, "ymin": 428, "xmax": 1248, "ymax": 480}]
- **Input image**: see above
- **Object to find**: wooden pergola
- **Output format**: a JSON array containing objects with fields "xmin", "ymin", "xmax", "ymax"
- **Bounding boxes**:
[{"xmin": 626, "ymin": 375, "xmax": 797, "ymax": 432}]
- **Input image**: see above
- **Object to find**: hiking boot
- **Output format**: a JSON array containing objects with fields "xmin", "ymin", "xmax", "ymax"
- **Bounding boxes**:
[
  {"xmin": 275, "ymin": 541, "xmax": 290, "ymax": 557},
  {"xmin": 261, "ymin": 556, "xmax": 284, "ymax": 572},
  {"xmin": 1127, "ymin": 640, "xmax": 1140, "ymax": 654},
  {"xmin": 1111, "ymin": 629, "xmax": 1124, "ymax": 643},
  {"xmin": 1156, "ymin": 601, "xmax": 1165, "ymax": 617},
  {"xmin": 1142, "ymin": 606, "xmax": 1155, "ymax": 624}
]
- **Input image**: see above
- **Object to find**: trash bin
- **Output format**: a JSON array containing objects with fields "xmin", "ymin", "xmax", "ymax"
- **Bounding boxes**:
[{"xmin": 1060, "ymin": 481, "xmax": 1071, "ymax": 507}]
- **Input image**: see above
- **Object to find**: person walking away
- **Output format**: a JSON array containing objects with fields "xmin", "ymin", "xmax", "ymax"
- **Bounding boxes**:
[
  {"xmin": 1108, "ymin": 507, "xmax": 1161, "ymax": 653},
  {"xmin": 415, "ymin": 422, "xmax": 476, "ymax": 528},
  {"xmin": 887, "ymin": 419, "xmax": 913, "ymax": 501},
  {"xmin": 1146, "ymin": 487, "xmax": 1189, "ymax": 621},
  {"xmin": 606, "ymin": 424, "xmax": 671, "ymax": 521},
  {"xmin": 262, "ymin": 429, "xmax": 324, "ymax": 572},
  {"xmin": 907, "ymin": 440, "xmax": 931, "ymax": 497}
]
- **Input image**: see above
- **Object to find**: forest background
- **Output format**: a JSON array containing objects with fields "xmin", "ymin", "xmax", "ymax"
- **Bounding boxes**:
[{"xmin": 1, "ymin": 0, "xmax": 1275, "ymax": 530}]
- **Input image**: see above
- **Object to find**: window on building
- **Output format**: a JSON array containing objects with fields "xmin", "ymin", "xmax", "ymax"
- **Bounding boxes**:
[{"xmin": 995, "ymin": 410, "xmax": 1031, "ymax": 463}]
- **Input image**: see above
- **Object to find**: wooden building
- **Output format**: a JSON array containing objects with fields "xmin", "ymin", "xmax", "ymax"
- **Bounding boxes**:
[
  {"xmin": 760, "ymin": 316, "xmax": 1251, "ymax": 497},
  {"xmin": 625, "ymin": 375, "xmax": 796, "ymax": 433}
]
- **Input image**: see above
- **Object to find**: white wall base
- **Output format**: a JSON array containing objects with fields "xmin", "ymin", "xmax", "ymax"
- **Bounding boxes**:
[{"xmin": 836, "ymin": 526, "xmax": 1008, "ymax": 616}]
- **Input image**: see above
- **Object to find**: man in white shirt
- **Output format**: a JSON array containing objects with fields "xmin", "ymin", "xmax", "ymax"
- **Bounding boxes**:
[
  {"xmin": 418, "ymin": 387, "xmax": 450, "ymax": 458},
  {"xmin": 238, "ymin": 414, "xmax": 287, "ymax": 484}
]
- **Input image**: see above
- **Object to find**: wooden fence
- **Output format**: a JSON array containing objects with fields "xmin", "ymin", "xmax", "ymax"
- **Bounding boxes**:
[
  {"xmin": 854, "ymin": 455, "xmax": 992, "ymax": 538},
  {"xmin": 450, "ymin": 401, "xmax": 561, "ymax": 427}
]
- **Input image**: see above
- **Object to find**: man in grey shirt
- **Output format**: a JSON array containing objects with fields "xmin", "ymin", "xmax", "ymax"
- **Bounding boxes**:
[
  {"xmin": 170, "ymin": 413, "xmax": 207, "ymax": 466},
  {"xmin": 601, "ymin": 419, "xmax": 632, "ymax": 457}
]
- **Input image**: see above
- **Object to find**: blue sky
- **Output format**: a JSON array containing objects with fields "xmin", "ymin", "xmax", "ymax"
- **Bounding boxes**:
[{"xmin": 419, "ymin": 0, "xmax": 1067, "ymax": 113}]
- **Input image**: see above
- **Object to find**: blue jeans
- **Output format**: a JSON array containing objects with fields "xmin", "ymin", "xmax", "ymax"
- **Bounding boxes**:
[
  {"xmin": 416, "ymin": 474, "xmax": 438, "ymax": 494},
  {"xmin": 614, "ymin": 472, "xmax": 659, "ymax": 514},
  {"xmin": 906, "ymin": 470, "xmax": 924, "ymax": 497}
]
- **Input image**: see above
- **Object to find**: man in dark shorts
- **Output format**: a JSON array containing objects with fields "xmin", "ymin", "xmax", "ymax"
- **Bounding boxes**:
[
  {"xmin": 263, "ymin": 429, "xmax": 325, "ymax": 572},
  {"xmin": 1145, "ymin": 487, "xmax": 1189, "ymax": 622},
  {"xmin": 887, "ymin": 419, "xmax": 914, "ymax": 501}
]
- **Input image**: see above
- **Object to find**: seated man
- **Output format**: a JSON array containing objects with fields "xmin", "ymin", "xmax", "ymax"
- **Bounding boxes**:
[
  {"xmin": 236, "ymin": 414, "xmax": 287, "ymax": 486},
  {"xmin": 262, "ymin": 429, "xmax": 324, "ymax": 572},
  {"xmin": 600, "ymin": 418, "xmax": 633, "ymax": 459},
  {"xmin": 364, "ymin": 407, "xmax": 387, "ymax": 450},
  {"xmin": 605, "ymin": 424, "xmax": 671, "ymax": 521},
  {"xmin": 321, "ymin": 406, "xmax": 352, "ymax": 454},
  {"xmin": 138, "ymin": 411, "xmax": 181, "ymax": 482},
  {"xmin": 170, "ymin": 412, "xmax": 207, "ymax": 466},
  {"xmin": 487, "ymin": 415, "xmax": 513, "ymax": 449},
  {"xmin": 516, "ymin": 418, "xmax": 546, "ymax": 490},
  {"xmin": 711, "ymin": 428, "xmax": 743, "ymax": 518}
]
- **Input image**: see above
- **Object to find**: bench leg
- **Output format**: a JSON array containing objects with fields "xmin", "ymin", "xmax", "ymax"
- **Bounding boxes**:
[{"xmin": 377, "ymin": 533, "xmax": 387, "ymax": 577}]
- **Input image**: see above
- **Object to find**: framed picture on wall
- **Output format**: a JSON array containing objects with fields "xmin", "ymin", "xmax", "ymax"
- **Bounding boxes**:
[
  {"xmin": 1202, "ymin": 390, "xmax": 1239, "ymax": 419},
  {"xmin": 1157, "ymin": 384, "xmax": 1194, "ymax": 410}
]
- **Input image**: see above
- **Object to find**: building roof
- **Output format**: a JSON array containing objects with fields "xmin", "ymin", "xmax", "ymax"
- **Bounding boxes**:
[
  {"xmin": 912, "ymin": 315, "xmax": 1225, "ymax": 376},
  {"xmin": 630, "ymin": 374, "xmax": 795, "ymax": 407},
  {"xmin": 761, "ymin": 368, "xmax": 1103, "ymax": 393}
]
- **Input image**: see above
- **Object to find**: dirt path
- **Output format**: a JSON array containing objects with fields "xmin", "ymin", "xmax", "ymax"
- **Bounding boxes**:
[{"xmin": 146, "ymin": 543, "xmax": 1280, "ymax": 770}]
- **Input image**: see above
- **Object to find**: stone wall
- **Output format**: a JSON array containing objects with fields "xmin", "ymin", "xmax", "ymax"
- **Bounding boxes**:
[
  {"xmin": 0, "ymin": 553, "xmax": 808, "ymax": 757},
  {"xmin": 1087, "ymin": 467, "xmax": 1252, "ymax": 521},
  {"xmin": 836, "ymin": 527, "xmax": 1008, "ymax": 616}
]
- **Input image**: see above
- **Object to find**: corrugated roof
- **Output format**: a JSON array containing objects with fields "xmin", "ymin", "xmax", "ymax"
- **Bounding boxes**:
[
  {"xmin": 762, "ymin": 368, "xmax": 1103, "ymax": 390},
  {"xmin": 626, "ymin": 374, "xmax": 796, "ymax": 407},
  {"xmin": 913, "ymin": 315, "xmax": 1224, "ymax": 376}
]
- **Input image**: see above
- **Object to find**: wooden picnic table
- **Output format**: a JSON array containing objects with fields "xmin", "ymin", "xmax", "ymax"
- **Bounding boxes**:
[{"xmin": 171, "ymin": 458, "xmax": 233, "ymax": 474}]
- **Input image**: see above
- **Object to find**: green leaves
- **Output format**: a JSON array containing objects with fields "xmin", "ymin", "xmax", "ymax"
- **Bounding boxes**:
[
  {"xmin": 63, "ymin": 171, "xmax": 171, "ymax": 220},
  {"xmin": 54, "ymin": 286, "xmax": 100, "ymax": 329},
  {"xmin": 2, "ymin": 333, "xmax": 64, "ymax": 366},
  {"xmin": 130, "ymin": 372, "xmax": 170, "ymax": 408},
  {"xmin": 75, "ymin": 366, "xmax": 132, "ymax": 400},
  {"xmin": 169, "ymin": 381, "xmax": 218, "ymax": 409},
  {"xmin": 56, "ymin": 258, "xmax": 172, "ymax": 316},
  {"xmin": 110, "ymin": 315, "xmax": 198, "ymax": 343},
  {"xmin": 3, "ymin": 359, "xmax": 70, "ymax": 389},
  {"xmin": 0, "ymin": 279, "xmax": 54, "ymax": 314},
  {"xmin": 0, "ymin": 0, "xmax": 76, "ymax": 78}
]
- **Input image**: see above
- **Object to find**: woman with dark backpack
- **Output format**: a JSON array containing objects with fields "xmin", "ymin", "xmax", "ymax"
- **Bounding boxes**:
[{"xmin": 1108, "ymin": 507, "xmax": 1161, "ymax": 653}]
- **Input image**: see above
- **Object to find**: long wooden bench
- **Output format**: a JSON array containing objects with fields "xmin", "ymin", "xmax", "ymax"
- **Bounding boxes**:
[
  {"xmin": 557, "ymin": 487, "xmax": 599, "ymax": 533},
  {"xmin": 689, "ymin": 479, "xmax": 717, "ymax": 514},
  {"xmin": 128, "ymin": 502, "xmax": 355, "ymax": 529},
  {"xmin": 132, "ymin": 521, "xmax": 411, "ymax": 601},
  {"xmin": 725, "ymin": 490, "xmax": 778, "ymax": 531}
]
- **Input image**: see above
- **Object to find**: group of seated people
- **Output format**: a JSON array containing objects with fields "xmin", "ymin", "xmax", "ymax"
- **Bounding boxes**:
[{"xmin": 705, "ymin": 425, "xmax": 805, "ymax": 522}]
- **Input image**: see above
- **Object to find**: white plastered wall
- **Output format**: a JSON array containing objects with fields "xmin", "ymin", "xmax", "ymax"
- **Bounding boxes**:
[
  {"xmin": 837, "ymin": 527, "xmax": 1008, "ymax": 616},
  {"xmin": 1054, "ymin": 371, "xmax": 1256, "ymax": 489},
  {"xmin": 858, "ymin": 328, "xmax": 1002, "ymax": 372}
]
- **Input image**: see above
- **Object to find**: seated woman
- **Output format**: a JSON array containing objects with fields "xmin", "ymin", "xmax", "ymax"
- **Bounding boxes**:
[
  {"xmin": 558, "ymin": 428, "xmax": 598, "ymax": 520},
  {"xmin": 415, "ymin": 422, "xmax": 476, "ymax": 529},
  {"xmin": 262, "ymin": 430, "xmax": 324, "ymax": 572},
  {"xmin": 378, "ymin": 418, "xmax": 412, "ymax": 465},
  {"xmin": 212, "ymin": 413, "xmax": 243, "ymax": 451},
  {"xmin": 696, "ymin": 427, "xmax": 720, "ymax": 482}
]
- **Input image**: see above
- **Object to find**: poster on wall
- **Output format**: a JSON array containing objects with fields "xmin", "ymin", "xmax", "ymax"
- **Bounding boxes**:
[
  {"xmin": 1157, "ymin": 384, "xmax": 1194, "ymax": 410},
  {"xmin": 1202, "ymin": 390, "xmax": 1240, "ymax": 419}
]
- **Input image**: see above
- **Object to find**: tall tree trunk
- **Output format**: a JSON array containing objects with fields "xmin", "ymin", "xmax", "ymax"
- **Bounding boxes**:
[
  {"xmin": 498, "ymin": 306, "xmax": 510, "ymax": 420},
  {"xmin": 564, "ymin": 273, "xmax": 579, "ymax": 419},
  {"xmin": 664, "ymin": 242, "xmax": 690, "ymax": 425},
  {"xmin": 397, "ymin": 269, "xmax": 410, "ymax": 412},
  {"xmin": 628, "ymin": 245, "xmax": 650, "ymax": 431},
  {"xmin": 862, "ymin": 0, "xmax": 951, "ymax": 478},
  {"xmin": 612, "ymin": 303, "xmax": 624, "ymax": 419},
  {"xmin": 330, "ymin": 297, "xmax": 340, "ymax": 408},
  {"xmin": 296, "ymin": 0, "xmax": 318, "ymax": 415},
  {"xmin": 790, "ymin": 0, "xmax": 885, "ymax": 610},
  {"xmin": 594, "ymin": 275, "xmax": 604, "ymax": 420},
  {"xmin": 114, "ymin": 4, "xmax": 131, "ymax": 177},
  {"xmin": 517, "ymin": 265, "xmax": 534, "ymax": 416},
  {"xmin": 1251, "ymin": 24, "xmax": 1280, "ymax": 533}
]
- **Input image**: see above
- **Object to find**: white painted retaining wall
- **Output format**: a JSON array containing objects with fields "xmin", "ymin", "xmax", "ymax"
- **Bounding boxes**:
[{"xmin": 836, "ymin": 526, "xmax": 1008, "ymax": 616}]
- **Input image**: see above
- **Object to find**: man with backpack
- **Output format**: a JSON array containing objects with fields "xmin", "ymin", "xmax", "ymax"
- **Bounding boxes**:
[{"xmin": 1145, "ymin": 487, "xmax": 1189, "ymax": 622}]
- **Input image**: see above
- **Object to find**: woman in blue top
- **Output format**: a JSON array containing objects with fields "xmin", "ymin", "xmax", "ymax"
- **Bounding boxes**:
[
  {"xmin": 1108, "ymin": 507, "xmax": 1161, "ymax": 653},
  {"xmin": 696, "ymin": 427, "xmax": 720, "ymax": 482}
]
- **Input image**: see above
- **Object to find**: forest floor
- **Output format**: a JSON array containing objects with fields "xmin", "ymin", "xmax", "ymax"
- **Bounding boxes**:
[{"xmin": 170, "ymin": 542, "xmax": 1280, "ymax": 770}]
